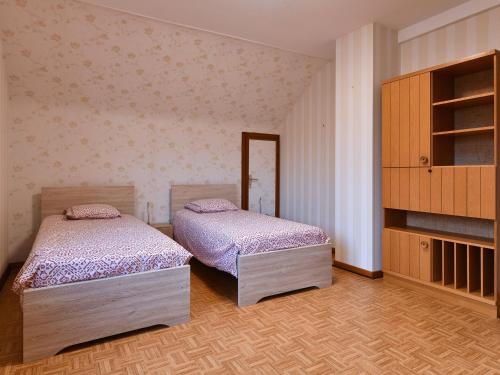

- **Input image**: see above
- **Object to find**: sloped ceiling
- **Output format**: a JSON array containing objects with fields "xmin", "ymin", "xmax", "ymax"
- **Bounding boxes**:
[{"xmin": 80, "ymin": 0, "xmax": 468, "ymax": 58}]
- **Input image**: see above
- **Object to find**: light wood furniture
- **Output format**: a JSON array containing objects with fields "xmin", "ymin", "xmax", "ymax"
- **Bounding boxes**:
[
  {"xmin": 150, "ymin": 223, "xmax": 174, "ymax": 238},
  {"xmin": 170, "ymin": 184, "xmax": 332, "ymax": 307},
  {"xmin": 170, "ymin": 184, "xmax": 239, "ymax": 214},
  {"xmin": 41, "ymin": 186, "xmax": 135, "ymax": 219},
  {"xmin": 22, "ymin": 186, "xmax": 190, "ymax": 362},
  {"xmin": 382, "ymin": 50, "xmax": 499, "ymax": 317}
]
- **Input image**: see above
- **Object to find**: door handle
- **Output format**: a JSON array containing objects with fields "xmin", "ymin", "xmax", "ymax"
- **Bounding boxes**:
[
  {"xmin": 420, "ymin": 156, "xmax": 429, "ymax": 165},
  {"xmin": 249, "ymin": 174, "xmax": 258, "ymax": 188}
]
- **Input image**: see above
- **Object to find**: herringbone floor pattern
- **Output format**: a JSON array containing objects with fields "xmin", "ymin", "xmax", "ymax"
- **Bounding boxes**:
[{"xmin": 1, "ymin": 261, "xmax": 500, "ymax": 374}]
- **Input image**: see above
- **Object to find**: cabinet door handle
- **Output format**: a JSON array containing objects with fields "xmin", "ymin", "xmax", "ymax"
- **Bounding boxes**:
[
  {"xmin": 420, "ymin": 156, "xmax": 429, "ymax": 165},
  {"xmin": 420, "ymin": 241, "xmax": 429, "ymax": 249}
]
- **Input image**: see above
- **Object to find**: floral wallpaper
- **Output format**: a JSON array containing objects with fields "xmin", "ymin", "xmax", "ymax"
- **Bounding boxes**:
[{"xmin": 0, "ymin": 0, "xmax": 326, "ymax": 261}]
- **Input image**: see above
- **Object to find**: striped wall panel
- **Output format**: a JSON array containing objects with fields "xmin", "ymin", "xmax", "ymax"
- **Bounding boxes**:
[
  {"xmin": 400, "ymin": 6, "xmax": 500, "ymax": 74},
  {"xmin": 282, "ymin": 62, "xmax": 335, "ymax": 239},
  {"xmin": 335, "ymin": 23, "xmax": 398, "ymax": 272}
]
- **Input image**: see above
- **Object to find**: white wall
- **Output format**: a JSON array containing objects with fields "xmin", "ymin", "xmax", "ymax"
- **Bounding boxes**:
[
  {"xmin": 282, "ymin": 62, "xmax": 335, "ymax": 238},
  {"xmin": 0, "ymin": 37, "xmax": 8, "ymax": 277},
  {"xmin": 400, "ymin": 6, "xmax": 500, "ymax": 73},
  {"xmin": 334, "ymin": 24, "xmax": 398, "ymax": 271}
]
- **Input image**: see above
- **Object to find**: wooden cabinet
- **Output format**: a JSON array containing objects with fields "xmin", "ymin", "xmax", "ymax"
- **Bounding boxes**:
[
  {"xmin": 382, "ymin": 166, "xmax": 495, "ymax": 220},
  {"xmin": 382, "ymin": 229, "xmax": 432, "ymax": 283},
  {"xmin": 382, "ymin": 72, "xmax": 431, "ymax": 168},
  {"xmin": 382, "ymin": 51, "xmax": 498, "ymax": 314}
]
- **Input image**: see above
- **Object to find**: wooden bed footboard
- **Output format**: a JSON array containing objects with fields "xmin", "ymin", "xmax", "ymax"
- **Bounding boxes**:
[
  {"xmin": 22, "ymin": 265, "xmax": 190, "ymax": 363},
  {"xmin": 237, "ymin": 244, "xmax": 332, "ymax": 307}
]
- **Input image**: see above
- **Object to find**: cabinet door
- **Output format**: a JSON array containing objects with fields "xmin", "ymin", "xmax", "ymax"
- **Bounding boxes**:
[
  {"xmin": 390, "ymin": 168, "xmax": 400, "ymax": 209},
  {"xmin": 399, "ymin": 78, "xmax": 410, "ymax": 167},
  {"xmin": 382, "ymin": 84, "xmax": 391, "ymax": 168},
  {"xmin": 430, "ymin": 167, "xmax": 442, "ymax": 214},
  {"xmin": 454, "ymin": 167, "xmax": 467, "ymax": 217},
  {"xmin": 409, "ymin": 76, "xmax": 420, "ymax": 167},
  {"xmin": 419, "ymin": 236, "xmax": 432, "ymax": 282},
  {"xmin": 390, "ymin": 230, "xmax": 400, "ymax": 273},
  {"xmin": 419, "ymin": 168, "xmax": 431, "ymax": 212},
  {"xmin": 399, "ymin": 232, "xmax": 410, "ymax": 276},
  {"xmin": 409, "ymin": 234, "xmax": 420, "ymax": 279},
  {"xmin": 441, "ymin": 167, "xmax": 454, "ymax": 215},
  {"xmin": 382, "ymin": 229, "xmax": 391, "ymax": 271},
  {"xmin": 419, "ymin": 73, "xmax": 431, "ymax": 167},
  {"xmin": 390, "ymin": 80, "xmax": 400, "ymax": 167},
  {"xmin": 480, "ymin": 166, "xmax": 495, "ymax": 219},
  {"xmin": 467, "ymin": 166, "xmax": 481, "ymax": 218},
  {"xmin": 400, "ymin": 168, "xmax": 410, "ymax": 210},
  {"xmin": 382, "ymin": 168, "xmax": 391, "ymax": 208}
]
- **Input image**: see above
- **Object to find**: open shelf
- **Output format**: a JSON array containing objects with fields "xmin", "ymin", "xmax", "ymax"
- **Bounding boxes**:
[
  {"xmin": 433, "ymin": 126, "xmax": 494, "ymax": 137},
  {"xmin": 433, "ymin": 92, "xmax": 494, "ymax": 108},
  {"xmin": 385, "ymin": 225, "xmax": 494, "ymax": 248}
]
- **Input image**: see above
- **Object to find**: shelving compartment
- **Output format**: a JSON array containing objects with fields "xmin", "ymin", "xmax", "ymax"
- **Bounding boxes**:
[
  {"xmin": 442, "ymin": 241, "xmax": 455, "ymax": 287},
  {"xmin": 432, "ymin": 240, "xmax": 443, "ymax": 283},
  {"xmin": 482, "ymin": 247, "xmax": 495, "ymax": 299},
  {"xmin": 432, "ymin": 54, "xmax": 494, "ymax": 103},
  {"xmin": 468, "ymin": 246, "xmax": 481, "ymax": 295},
  {"xmin": 384, "ymin": 209, "xmax": 496, "ymax": 303},
  {"xmin": 432, "ymin": 55, "xmax": 495, "ymax": 167}
]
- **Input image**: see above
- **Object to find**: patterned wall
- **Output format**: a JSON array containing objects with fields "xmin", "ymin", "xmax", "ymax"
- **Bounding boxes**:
[
  {"xmin": 400, "ymin": 6, "xmax": 500, "ymax": 74},
  {"xmin": 0, "ymin": 0, "xmax": 326, "ymax": 261},
  {"xmin": 282, "ymin": 62, "xmax": 335, "ymax": 238},
  {"xmin": 0, "ymin": 37, "xmax": 7, "ymax": 275},
  {"xmin": 335, "ymin": 23, "xmax": 398, "ymax": 271}
]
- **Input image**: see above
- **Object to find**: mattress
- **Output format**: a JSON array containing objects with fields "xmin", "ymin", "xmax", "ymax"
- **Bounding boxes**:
[
  {"xmin": 13, "ymin": 214, "xmax": 192, "ymax": 293},
  {"xmin": 173, "ymin": 209, "xmax": 329, "ymax": 277}
]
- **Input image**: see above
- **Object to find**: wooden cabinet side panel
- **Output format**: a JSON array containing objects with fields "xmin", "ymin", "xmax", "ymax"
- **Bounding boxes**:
[
  {"xmin": 382, "ymin": 84, "xmax": 391, "ymax": 167},
  {"xmin": 399, "ymin": 78, "xmax": 410, "ymax": 167},
  {"xmin": 390, "ymin": 81, "xmax": 400, "ymax": 167},
  {"xmin": 409, "ymin": 75, "xmax": 420, "ymax": 167},
  {"xmin": 419, "ymin": 73, "xmax": 431, "ymax": 167}
]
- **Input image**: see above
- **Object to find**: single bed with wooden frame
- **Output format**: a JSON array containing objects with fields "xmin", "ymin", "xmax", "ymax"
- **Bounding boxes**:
[
  {"xmin": 170, "ymin": 184, "xmax": 332, "ymax": 307},
  {"xmin": 19, "ymin": 186, "xmax": 190, "ymax": 363}
]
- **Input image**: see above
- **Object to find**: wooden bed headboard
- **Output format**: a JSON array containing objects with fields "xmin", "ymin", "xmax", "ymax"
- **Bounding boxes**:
[
  {"xmin": 41, "ymin": 186, "xmax": 135, "ymax": 219},
  {"xmin": 170, "ymin": 184, "xmax": 239, "ymax": 214}
]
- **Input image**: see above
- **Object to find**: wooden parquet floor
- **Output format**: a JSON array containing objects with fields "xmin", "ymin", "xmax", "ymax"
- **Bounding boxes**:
[{"xmin": 1, "ymin": 261, "xmax": 500, "ymax": 374}]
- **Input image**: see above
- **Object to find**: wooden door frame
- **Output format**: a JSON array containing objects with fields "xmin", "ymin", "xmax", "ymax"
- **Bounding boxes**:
[{"xmin": 241, "ymin": 132, "xmax": 280, "ymax": 217}]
